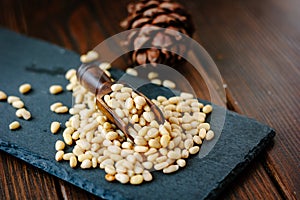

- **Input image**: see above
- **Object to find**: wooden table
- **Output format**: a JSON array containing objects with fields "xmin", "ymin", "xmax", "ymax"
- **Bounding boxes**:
[{"xmin": 0, "ymin": 0, "xmax": 299, "ymax": 199}]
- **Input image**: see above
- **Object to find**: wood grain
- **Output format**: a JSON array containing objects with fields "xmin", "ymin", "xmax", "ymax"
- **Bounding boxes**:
[{"xmin": 0, "ymin": 0, "xmax": 298, "ymax": 199}]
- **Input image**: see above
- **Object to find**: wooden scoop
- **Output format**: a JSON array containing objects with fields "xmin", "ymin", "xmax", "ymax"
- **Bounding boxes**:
[{"xmin": 77, "ymin": 63, "xmax": 164, "ymax": 141}]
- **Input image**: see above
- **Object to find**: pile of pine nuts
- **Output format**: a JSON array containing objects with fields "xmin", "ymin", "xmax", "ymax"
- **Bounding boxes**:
[{"xmin": 54, "ymin": 68, "xmax": 214, "ymax": 185}]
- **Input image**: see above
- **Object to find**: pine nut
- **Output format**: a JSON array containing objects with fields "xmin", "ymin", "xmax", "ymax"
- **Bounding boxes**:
[
  {"xmin": 51, "ymin": 121, "xmax": 60, "ymax": 134},
  {"xmin": 49, "ymin": 85, "xmax": 63, "ymax": 94},
  {"xmin": 16, "ymin": 108, "xmax": 31, "ymax": 120},
  {"xmin": 134, "ymin": 146, "xmax": 148, "ymax": 153},
  {"xmin": 99, "ymin": 62, "xmax": 111, "ymax": 70},
  {"xmin": 104, "ymin": 174, "xmax": 115, "ymax": 182},
  {"xmin": 126, "ymin": 68, "xmax": 138, "ymax": 76},
  {"xmin": 12, "ymin": 100, "xmax": 24, "ymax": 109},
  {"xmin": 9, "ymin": 121, "xmax": 20, "ymax": 130},
  {"xmin": 176, "ymin": 159, "xmax": 186, "ymax": 167},
  {"xmin": 160, "ymin": 135, "xmax": 171, "ymax": 148},
  {"xmin": 142, "ymin": 170, "xmax": 152, "ymax": 181},
  {"xmin": 162, "ymin": 80, "xmax": 176, "ymax": 89},
  {"xmin": 189, "ymin": 146, "xmax": 200, "ymax": 155},
  {"xmin": 55, "ymin": 151, "xmax": 64, "ymax": 161},
  {"xmin": 65, "ymin": 69, "xmax": 76, "ymax": 80},
  {"xmin": 151, "ymin": 79, "xmax": 162, "ymax": 85},
  {"xmin": 180, "ymin": 92, "xmax": 193, "ymax": 99},
  {"xmin": 130, "ymin": 175, "xmax": 143, "ymax": 185},
  {"xmin": 19, "ymin": 83, "xmax": 31, "ymax": 94},
  {"xmin": 0, "ymin": 91, "xmax": 7, "ymax": 100},
  {"xmin": 55, "ymin": 140, "xmax": 65, "ymax": 151},
  {"xmin": 70, "ymin": 156, "xmax": 77, "ymax": 168},
  {"xmin": 80, "ymin": 50, "xmax": 98, "ymax": 63},
  {"xmin": 199, "ymin": 123, "xmax": 210, "ymax": 131},
  {"xmin": 163, "ymin": 165, "xmax": 179, "ymax": 173},
  {"xmin": 81, "ymin": 159, "xmax": 92, "ymax": 169},
  {"xmin": 154, "ymin": 162, "xmax": 169, "ymax": 170},
  {"xmin": 115, "ymin": 173, "xmax": 129, "ymax": 184},
  {"xmin": 55, "ymin": 106, "xmax": 69, "ymax": 113},
  {"xmin": 63, "ymin": 153, "xmax": 74, "ymax": 160},
  {"xmin": 202, "ymin": 104, "xmax": 213, "ymax": 114},
  {"xmin": 105, "ymin": 165, "xmax": 116, "ymax": 175},
  {"xmin": 205, "ymin": 130, "xmax": 215, "ymax": 141}
]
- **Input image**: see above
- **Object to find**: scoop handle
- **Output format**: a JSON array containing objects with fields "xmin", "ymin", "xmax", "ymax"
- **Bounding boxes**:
[{"xmin": 77, "ymin": 63, "xmax": 112, "ymax": 96}]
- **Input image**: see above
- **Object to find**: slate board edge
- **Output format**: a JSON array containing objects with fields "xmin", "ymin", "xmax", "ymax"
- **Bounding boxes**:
[{"xmin": 205, "ymin": 129, "xmax": 276, "ymax": 199}]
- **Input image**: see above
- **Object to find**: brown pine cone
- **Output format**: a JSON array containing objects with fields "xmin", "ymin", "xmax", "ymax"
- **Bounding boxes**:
[{"xmin": 120, "ymin": 0, "xmax": 194, "ymax": 67}]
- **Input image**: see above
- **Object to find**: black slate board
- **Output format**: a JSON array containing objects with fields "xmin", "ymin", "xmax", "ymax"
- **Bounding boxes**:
[{"xmin": 0, "ymin": 28, "xmax": 275, "ymax": 200}]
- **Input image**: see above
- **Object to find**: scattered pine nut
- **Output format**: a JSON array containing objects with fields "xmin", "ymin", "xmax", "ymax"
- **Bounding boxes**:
[
  {"xmin": 49, "ymin": 85, "xmax": 63, "ymax": 94},
  {"xmin": 105, "ymin": 174, "xmax": 115, "ymax": 182},
  {"xmin": 126, "ymin": 68, "xmax": 138, "ymax": 76},
  {"xmin": 147, "ymin": 72, "xmax": 158, "ymax": 80},
  {"xmin": 162, "ymin": 80, "xmax": 176, "ymax": 89},
  {"xmin": 55, "ymin": 151, "xmax": 64, "ymax": 161},
  {"xmin": 202, "ymin": 104, "xmax": 213, "ymax": 114},
  {"xmin": 80, "ymin": 50, "xmax": 99, "ymax": 63},
  {"xmin": 19, "ymin": 83, "xmax": 31, "ymax": 94},
  {"xmin": 9, "ymin": 121, "xmax": 20, "ymax": 130},
  {"xmin": 55, "ymin": 106, "xmax": 68, "ymax": 114},
  {"xmin": 50, "ymin": 121, "xmax": 61, "ymax": 134},
  {"xmin": 99, "ymin": 62, "xmax": 112, "ymax": 70},
  {"xmin": 55, "ymin": 140, "xmax": 65, "ymax": 151},
  {"xmin": 150, "ymin": 79, "xmax": 162, "ymax": 85},
  {"xmin": 15, "ymin": 108, "xmax": 31, "ymax": 120},
  {"xmin": 65, "ymin": 69, "xmax": 76, "ymax": 80},
  {"xmin": 205, "ymin": 130, "xmax": 215, "ymax": 141},
  {"xmin": 12, "ymin": 100, "xmax": 24, "ymax": 109},
  {"xmin": 0, "ymin": 90, "xmax": 7, "ymax": 100},
  {"xmin": 7, "ymin": 96, "xmax": 20, "ymax": 104},
  {"xmin": 50, "ymin": 102, "xmax": 63, "ymax": 111}
]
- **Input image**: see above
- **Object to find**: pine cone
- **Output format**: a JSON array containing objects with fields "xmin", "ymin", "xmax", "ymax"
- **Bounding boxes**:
[{"xmin": 121, "ymin": 0, "xmax": 194, "ymax": 67}]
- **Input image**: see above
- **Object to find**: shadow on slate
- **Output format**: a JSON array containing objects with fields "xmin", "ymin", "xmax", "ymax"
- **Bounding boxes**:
[{"xmin": 0, "ymin": 28, "xmax": 275, "ymax": 200}]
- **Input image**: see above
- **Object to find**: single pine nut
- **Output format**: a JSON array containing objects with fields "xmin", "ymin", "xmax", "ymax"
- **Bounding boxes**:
[
  {"xmin": 154, "ymin": 162, "xmax": 169, "ymax": 170},
  {"xmin": 9, "ymin": 121, "xmax": 20, "ymax": 130},
  {"xmin": 19, "ymin": 83, "xmax": 31, "ymax": 94},
  {"xmin": 134, "ymin": 96, "xmax": 146, "ymax": 107},
  {"xmin": 205, "ymin": 130, "xmax": 215, "ymax": 141},
  {"xmin": 115, "ymin": 173, "xmax": 129, "ymax": 184},
  {"xmin": 160, "ymin": 135, "xmax": 171, "ymax": 148},
  {"xmin": 176, "ymin": 159, "xmax": 186, "ymax": 167},
  {"xmin": 162, "ymin": 80, "xmax": 176, "ymax": 89},
  {"xmin": 80, "ymin": 50, "xmax": 99, "ymax": 63},
  {"xmin": 65, "ymin": 69, "xmax": 76, "ymax": 80},
  {"xmin": 63, "ymin": 153, "xmax": 74, "ymax": 160},
  {"xmin": 12, "ymin": 100, "xmax": 24, "ymax": 109},
  {"xmin": 55, "ymin": 106, "xmax": 69, "ymax": 113},
  {"xmin": 0, "ymin": 91, "xmax": 7, "ymax": 100},
  {"xmin": 99, "ymin": 62, "xmax": 111, "ymax": 70},
  {"xmin": 105, "ymin": 174, "xmax": 115, "ymax": 182},
  {"xmin": 134, "ymin": 146, "xmax": 148, "ymax": 153},
  {"xmin": 126, "ymin": 68, "xmax": 138, "ymax": 76},
  {"xmin": 163, "ymin": 165, "xmax": 179, "ymax": 174},
  {"xmin": 199, "ymin": 128, "xmax": 206, "ymax": 139},
  {"xmin": 202, "ymin": 104, "xmax": 213, "ymax": 114},
  {"xmin": 55, "ymin": 151, "xmax": 64, "ymax": 161},
  {"xmin": 81, "ymin": 159, "xmax": 92, "ymax": 169},
  {"xmin": 49, "ymin": 85, "xmax": 63, "ymax": 94},
  {"xmin": 148, "ymin": 72, "xmax": 158, "ymax": 80},
  {"xmin": 111, "ymin": 84, "xmax": 123, "ymax": 92},
  {"xmin": 199, "ymin": 123, "xmax": 210, "ymax": 131},
  {"xmin": 70, "ymin": 156, "xmax": 77, "ymax": 168},
  {"xmin": 151, "ymin": 79, "xmax": 162, "ymax": 85},
  {"xmin": 55, "ymin": 140, "xmax": 65, "ymax": 151},
  {"xmin": 189, "ymin": 146, "xmax": 200, "ymax": 154},
  {"xmin": 142, "ymin": 170, "xmax": 153, "ymax": 181},
  {"xmin": 105, "ymin": 165, "xmax": 116, "ymax": 175},
  {"xmin": 180, "ymin": 92, "xmax": 194, "ymax": 99},
  {"xmin": 130, "ymin": 175, "xmax": 143, "ymax": 185},
  {"xmin": 51, "ymin": 121, "xmax": 60, "ymax": 134}
]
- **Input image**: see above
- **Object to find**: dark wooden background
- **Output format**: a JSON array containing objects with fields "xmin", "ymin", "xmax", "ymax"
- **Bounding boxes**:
[{"xmin": 0, "ymin": 0, "xmax": 299, "ymax": 199}]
